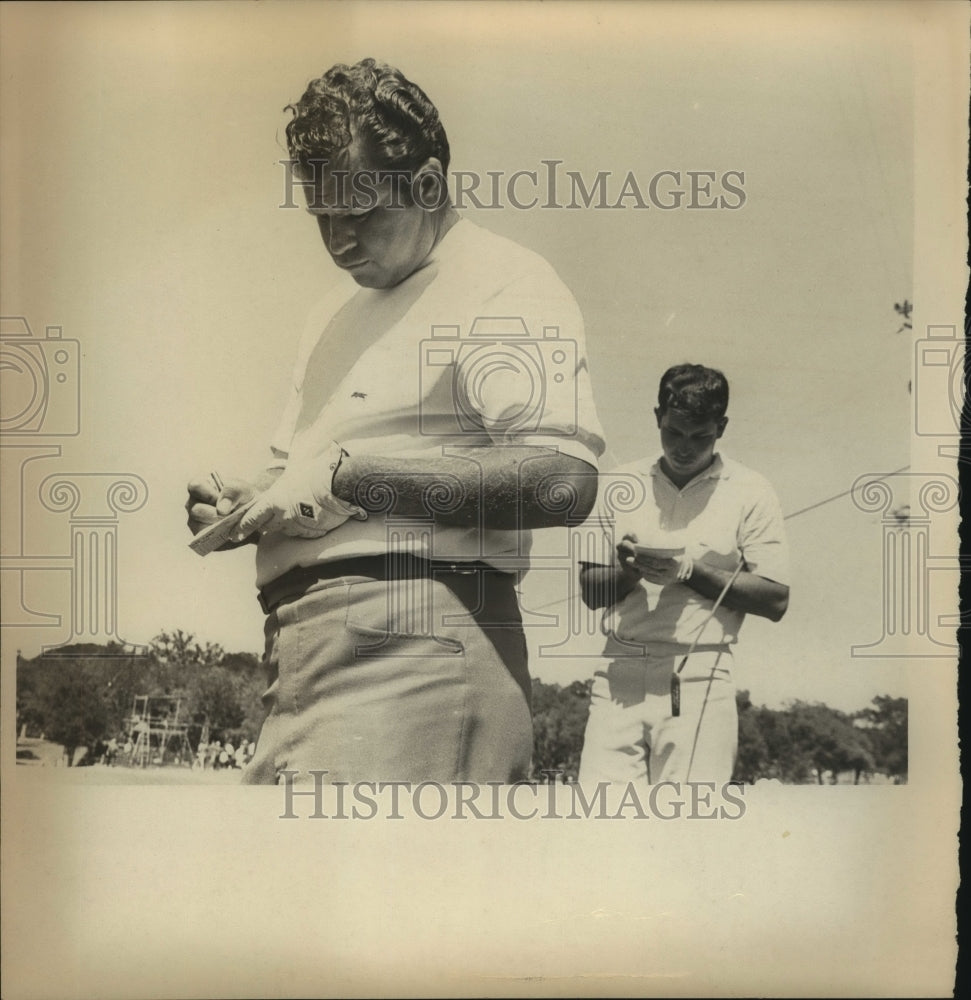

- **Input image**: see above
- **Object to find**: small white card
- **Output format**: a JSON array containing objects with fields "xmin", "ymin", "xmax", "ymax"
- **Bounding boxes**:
[{"xmin": 188, "ymin": 498, "xmax": 257, "ymax": 556}]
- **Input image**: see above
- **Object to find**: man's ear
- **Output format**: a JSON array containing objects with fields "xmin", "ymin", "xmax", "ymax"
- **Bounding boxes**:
[
  {"xmin": 412, "ymin": 157, "xmax": 448, "ymax": 209},
  {"xmin": 716, "ymin": 416, "xmax": 729, "ymax": 438},
  {"xmin": 654, "ymin": 407, "xmax": 662, "ymax": 428}
]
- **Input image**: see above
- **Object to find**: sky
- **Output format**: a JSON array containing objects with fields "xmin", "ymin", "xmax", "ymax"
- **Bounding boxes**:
[{"xmin": 0, "ymin": 1, "xmax": 955, "ymax": 714}]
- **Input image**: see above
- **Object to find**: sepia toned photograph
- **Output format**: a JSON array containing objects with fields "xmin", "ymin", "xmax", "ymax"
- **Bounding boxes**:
[{"xmin": 1, "ymin": 1, "xmax": 963, "ymax": 996}]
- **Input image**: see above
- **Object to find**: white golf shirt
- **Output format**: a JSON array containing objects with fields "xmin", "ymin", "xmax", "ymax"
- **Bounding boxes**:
[{"xmin": 256, "ymin": 218, "xmax": 606, "ymax": 586}]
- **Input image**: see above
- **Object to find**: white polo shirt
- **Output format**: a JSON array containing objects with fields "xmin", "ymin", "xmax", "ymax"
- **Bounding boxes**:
[
  {"xmin": 590, "ymin": 453, "xmax": 789, "ymax": 651},
  {"xmin": 256, "ymin": 218, "xmax": 606, "ymax": 586}
]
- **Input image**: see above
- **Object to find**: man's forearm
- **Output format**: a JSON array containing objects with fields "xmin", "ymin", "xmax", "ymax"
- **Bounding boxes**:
[
  {"xmin": 331, "ymin": 447, "xmax": 598, "ymax": 530},
  {"xmin": 579, "ymin": 564, "xmax": 641, "ymax": 609},
  {"xmin": 684, "ymin": 561, "xmax": 789, "ymax": 622}
]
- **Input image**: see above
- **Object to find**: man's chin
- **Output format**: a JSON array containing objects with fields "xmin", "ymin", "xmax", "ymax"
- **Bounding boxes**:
[
  {"xmin": 664, "ymin": 458, "xmax": 705, "ymax": 481},
  {"xmin": 347, "ymin": 267, "xmax": 387, "ymax": 289},
  {"xmin": 668, "ymin": 459, "xmax": 696, "ymax": 474},
  {"xmin": 351, "ymin": 269, "xmax": 412, "ymax": 290}
]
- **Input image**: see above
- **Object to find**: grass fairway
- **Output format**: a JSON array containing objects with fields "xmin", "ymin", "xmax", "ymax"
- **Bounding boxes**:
[{"xmin": 16, "ymin": 737, "xmax": 244, "ymax": 784}]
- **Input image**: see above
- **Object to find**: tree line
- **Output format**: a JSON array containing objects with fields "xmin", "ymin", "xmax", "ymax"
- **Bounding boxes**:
[
  {"xmin": 16, "ymin": 633, "xmax": 906, "ymax": 783},
  {"xmin": 530, "ymin": 680, "xmax": 907, "ymax": 784},
  {"xmin": 16, "ymin": 631, "xmax": 266, "ymax": 766}
]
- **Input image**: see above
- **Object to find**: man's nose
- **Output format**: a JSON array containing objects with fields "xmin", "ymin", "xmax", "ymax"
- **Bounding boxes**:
[{"xmin": 322, "ymin": 216, "xmax": 356, "ymax": 255}]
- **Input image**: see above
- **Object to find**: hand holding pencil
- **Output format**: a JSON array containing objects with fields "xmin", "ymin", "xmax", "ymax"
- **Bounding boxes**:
[{"xmin": 185, "ymin": 470, "xmax": 259, "ymax": 551}]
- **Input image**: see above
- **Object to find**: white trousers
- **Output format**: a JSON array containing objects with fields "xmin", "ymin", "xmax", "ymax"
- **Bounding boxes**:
[{"xmin": 578, "ymin": 648, "xmax": 737, "ymax": 785}]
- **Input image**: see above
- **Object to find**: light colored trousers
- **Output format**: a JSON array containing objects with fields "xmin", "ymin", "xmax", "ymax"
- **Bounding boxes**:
[
  {"xmin": 243, "ymin": 571, "xmax": 533, "ymax": 785},
  {"xmin": 578, "ymin": 647, "xmax": 738, "ymax": 785}
]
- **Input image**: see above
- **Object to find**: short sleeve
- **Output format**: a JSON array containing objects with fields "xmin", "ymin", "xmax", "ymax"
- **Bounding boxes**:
[
  {"xmin": 453, "ymin": 266, "xmax": 605, "ymax": 469},
  {"xmin": 739, "ymin": 480, "xmax": 790, "ymax": 586}
]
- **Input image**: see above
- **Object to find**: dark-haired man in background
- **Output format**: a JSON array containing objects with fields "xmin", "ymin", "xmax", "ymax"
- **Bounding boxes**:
[
  {"xmin": 186, "ymin": 59, "xmax": 605, "ymax": 784},
  {"xmin": 577, "ymin": 364, "xmax": 788, "ymax": 785}
]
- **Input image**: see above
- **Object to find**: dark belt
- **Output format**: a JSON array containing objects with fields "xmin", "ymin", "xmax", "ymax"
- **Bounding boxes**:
[{"xmin": 258, "ymin": 554, "xmax": 505, "ymax": 615}]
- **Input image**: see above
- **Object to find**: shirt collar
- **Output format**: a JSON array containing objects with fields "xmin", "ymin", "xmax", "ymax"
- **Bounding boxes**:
[{"xmin": 649, "ymin": 451, "xmax": 729, "ymax": 488}]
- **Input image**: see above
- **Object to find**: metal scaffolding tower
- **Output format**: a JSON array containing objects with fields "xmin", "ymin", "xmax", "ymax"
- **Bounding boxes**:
[{"xmin": 124, "ymin": 694, "xmax": 193, "ymax": 768}]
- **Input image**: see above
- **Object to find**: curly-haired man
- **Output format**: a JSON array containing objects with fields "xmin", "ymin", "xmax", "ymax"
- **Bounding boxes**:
[{"xmin": 187, "ymin": 59, "xmax": 605, "ymax": 785}]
